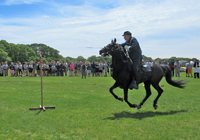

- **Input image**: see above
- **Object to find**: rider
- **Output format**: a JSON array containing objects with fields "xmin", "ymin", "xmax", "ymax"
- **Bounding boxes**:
[{"xmin": 120, "ymin": 31, "xmax": 143, "ymax": 89}]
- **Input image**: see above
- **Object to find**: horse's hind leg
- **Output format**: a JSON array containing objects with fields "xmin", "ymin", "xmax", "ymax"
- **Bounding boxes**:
[
  {"xmin": 124, "ymin": 88, "xmax": 137, "ymax": 108},
  {"xmin": 137, "ymin": 81, "xmax": 152, "ymax": 109},
  {"xmin": 109, "ymin": 82, "xmax": 123, "ymax": 102},
  {"xmin": 152, "ymin": 83, "xmax": 163, "ymax": 109}
]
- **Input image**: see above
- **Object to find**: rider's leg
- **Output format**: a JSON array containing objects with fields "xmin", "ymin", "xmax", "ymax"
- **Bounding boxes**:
[{"xmin": 129, "ymin": 61, "xmax": 140, "ymax": 89}]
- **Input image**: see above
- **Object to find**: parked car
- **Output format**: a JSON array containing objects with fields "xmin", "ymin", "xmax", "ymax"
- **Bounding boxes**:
[{"xmin": 180, "ymin": 67, "xmax": 185, "ymax": 72}]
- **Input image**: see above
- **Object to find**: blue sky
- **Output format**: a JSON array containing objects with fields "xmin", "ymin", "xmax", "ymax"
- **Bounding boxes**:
[{"xmin": 0, "ymin": 0, "xmax": 200, "ymax": 59}]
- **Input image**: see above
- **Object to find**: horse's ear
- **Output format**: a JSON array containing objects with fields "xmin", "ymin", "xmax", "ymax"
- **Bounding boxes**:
[
  {"xmin": 114, "ymin": 38, "xmax": 116, "ymax": 43},
  {"xmin": 111, "ymin": 39, "xmax": 113, "ymax": 43}
]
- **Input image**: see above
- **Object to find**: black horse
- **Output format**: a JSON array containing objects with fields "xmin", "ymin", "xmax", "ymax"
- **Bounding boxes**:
[{"xmin": 99, "ymin": 39, "xmax": 185, "ymax": 109}]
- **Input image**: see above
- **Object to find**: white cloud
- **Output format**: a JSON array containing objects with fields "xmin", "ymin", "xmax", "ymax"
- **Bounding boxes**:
[{"xmin": 0, "ymin": 0, "xmax": 200, "ymax": 59}]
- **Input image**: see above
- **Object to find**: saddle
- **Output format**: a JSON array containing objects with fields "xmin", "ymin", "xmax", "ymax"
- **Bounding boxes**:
[
  {"xmin": 127, "ymin": 60, "xmax": 152, "ymax": 83},
  {"xmin": 142, "ymin": 64, "xmax": 151, "ymax": 72},
  {"xmin": 142, "ymin": 64, "xmax": 152, "ymax": 79}
]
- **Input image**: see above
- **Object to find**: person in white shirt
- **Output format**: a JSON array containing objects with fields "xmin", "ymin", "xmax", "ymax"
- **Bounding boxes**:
[
  {"xmin": 193, "ymin": 59, "xmax": 199, "ymax": 78},
  {"xmin": 186, "ymin": 60, "xmax": 193, "ymax": 77},
  {"xmin": 174, "ymin": 60, "xmax": 181, "ymax": 77}
]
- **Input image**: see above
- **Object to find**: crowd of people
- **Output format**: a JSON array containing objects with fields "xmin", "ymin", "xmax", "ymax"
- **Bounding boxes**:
[
  {"xmin": 0, "ymin": 60, "xmax": 113, "ymax": 78},
  {"xmin": 168, "ymin": 59, "xmax": 199, "ymax": 78},
  {"xmin": 142, "ymin": 59, "xmax": 200, "ymax": 79},
  {"xmin": 0, "ymin": 59, "xmax": 199, "ymax": 79}
]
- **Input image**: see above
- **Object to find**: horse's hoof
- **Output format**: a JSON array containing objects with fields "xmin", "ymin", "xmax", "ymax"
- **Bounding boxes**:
[
  {"xmin": 137, "ymin": 105, "xmax": 141, "ymax": 109},
  {"xmin": 153, "ymin": 105, "xmax": 158, "ymax": 110},
  {"xmin": 119, "ymin": 97, "xmax": 123, "ymax": 102},
  {"xmin": 132, "ymin": 104, "xmax": 137, "ymax": 108}
]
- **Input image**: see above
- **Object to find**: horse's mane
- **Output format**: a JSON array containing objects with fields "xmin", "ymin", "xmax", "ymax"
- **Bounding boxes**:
[{"xmin": 113, "ymin": 43, "xmax": 127, "ymax": 63}]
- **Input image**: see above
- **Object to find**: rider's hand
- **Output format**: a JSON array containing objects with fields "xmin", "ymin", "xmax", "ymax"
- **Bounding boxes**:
[{"xmin": 124, "ymin": 45, "xmax": 131, "ymax": 50}]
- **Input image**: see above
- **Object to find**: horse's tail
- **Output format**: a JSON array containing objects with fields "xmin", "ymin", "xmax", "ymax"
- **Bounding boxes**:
[{"xmin": 162, "ymin": 66, "xmax": 186, "ymax": 88}]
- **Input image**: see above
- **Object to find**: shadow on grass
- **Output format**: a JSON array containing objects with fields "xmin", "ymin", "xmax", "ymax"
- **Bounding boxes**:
[
  {"xmin": 103, "ymin": 110, "xmax": 187, "ymax": 120},
  {"xmin": 35, "ymin": 110, "xmax": 42, "ymax": 115}
]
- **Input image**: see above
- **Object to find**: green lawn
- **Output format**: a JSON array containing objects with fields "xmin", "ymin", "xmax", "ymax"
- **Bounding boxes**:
[{"xmin": 0, "ymin": 72, "xmax": 200, "ymax": 140}]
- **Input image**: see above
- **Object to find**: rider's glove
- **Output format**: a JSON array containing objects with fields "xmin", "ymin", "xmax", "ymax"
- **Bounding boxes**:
[{"xmin": 124, "ymin": 45, "xmax": 131, "ymax": 50}]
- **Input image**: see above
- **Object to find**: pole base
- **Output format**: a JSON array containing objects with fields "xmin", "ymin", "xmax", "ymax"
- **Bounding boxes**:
[{"xmin": 29, "ymin": 105, "xmax": 55, "ymax": 111}]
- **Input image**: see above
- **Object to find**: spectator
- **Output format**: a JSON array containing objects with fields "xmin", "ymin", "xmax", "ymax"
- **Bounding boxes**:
[
  {"xmin": 22, "ymin": 62, "xmax": 25, "ymax": 73},
  {"xmin": 193, "ymin": 59, "xmax": 199, "ymax": 78},
  {"xmin": 45, "ymin": 62, "xmax": 49, "ymax": 76},
  {"xmin": 159, "ymin": 60, "xmax": 165, "ymax": 66},
  {"xmin": 85, "ymin": 61, "xmax": 88, "ymax": 77},
  {"xmin": 145, "ymin": 60, "xmax": 152, "ymax": 72},
  {"xmin": 3, "ymin": 61, "xmax": 8, "ymax": 77},
  {"xmin": 42, "ymin": 62, "xmax": 46, "ymax": 76},
  {"xmin": 29, "ymin": 62, "xmax": 33, "ymax": 77},
  {"xmin": 99, "ymin": 61, "xmax": 103, "ymax": 76},
  {"xmin": 95, "ymin": 62, "xmax": 99, "ymax": 76},
  {"xmin": 56, "ymin": 62, "xmax": 60, "ymax": 76},
  {"xmin": 64, "ymin": 61, "xmax": 68, "ymax": 76},
  {"xmin": 91, "ymin": 61, "xmax": 96, "ymax": 77},
  {"xmin": 1, "ymin": 62, "xmax": 4, "ymax": 76},
  {"xmin": 74, "ymin": 61, "xmax": 78, "ymax": 76},
  {"xmin": 68, "ymin": 62, "xmax": 71, "ymax": 76},
  {"xmin": 48, "ymin": 62, "xmax": 52, "ymax": 76},
  {"xmin": 10, "ymin": 62, "xmax": 15, "ymax": 77},
  {"xmin": 69, "ymin": 62, "xmax": 74, "ymax": 76},
  {"xmin": 104, "ymin": 61, "xmax": 109, "ymax": 76},
  {"xmin": 14, "ymin": 63, "xmax": 19, "ymax": 77},
  {"xmin": 60, "ymin": 62, "xmax": 65, "ymax": 76},
  {"xmin": 78, "ymin": 61, "xmax": 82, "ymax": 76},
  {"xmin": 87, "ymin": 62, "xmax": 92, "ymax": 77},
  {"xmin": 37, "ymin": 62, "xmax": 41, "ymax": 76},
  {"xmin": 32, "ymin": 62, "xmax": 36, "ymax": 76},
  {"xmin": 24, "ymin": 62, "xmax": 28, "ymax": 76},
  {"xmin": 81, "ymin": 61, "xmax": 87, "ymax": 79},
  {"xmin": 186, "ymin": 60, "xmax": 193, "ymax": 77},
  {"xmin": 51, "ymin": 62, "xmax": 57, "ymax": 76},
  {"xmin": 169, "ymin": 59, "xmax": 175, "ymax": 76},
  {"xmin": 174, "ymin": 59, "xmax": 181, "ymax": 77},
  {"xmin": 18, "ymin": 62, "xmax": 23, "ymax": 75}
]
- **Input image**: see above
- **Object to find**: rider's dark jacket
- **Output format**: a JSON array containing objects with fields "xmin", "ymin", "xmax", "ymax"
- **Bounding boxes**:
[{"xmin": 120, "ymin": 37, "xmax": 143, "ymax": 61}]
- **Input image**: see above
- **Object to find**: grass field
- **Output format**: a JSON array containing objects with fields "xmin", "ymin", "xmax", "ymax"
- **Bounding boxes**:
[{"xmin": 0, "ymin": 72, "xmax": 200, "ymax": 140}]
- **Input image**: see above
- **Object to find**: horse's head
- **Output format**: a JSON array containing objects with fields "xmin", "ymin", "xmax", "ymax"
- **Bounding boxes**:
[{"xmin": 99, "ymin": 38, "xmax": 120, "ymax": 56}]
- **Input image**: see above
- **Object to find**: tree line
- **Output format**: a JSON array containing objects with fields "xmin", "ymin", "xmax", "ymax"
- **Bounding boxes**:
[
  {"xmin": 0, "ymin": 40, "xmax": 112, "ymax": 64},
  {"xmin": 0, "ymin": 40, "xmax": 198, "ymax": 65}
]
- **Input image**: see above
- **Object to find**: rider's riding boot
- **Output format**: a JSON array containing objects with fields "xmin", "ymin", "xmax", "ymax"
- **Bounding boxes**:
[{"xmin": 129, "ymin": 72, "xmax": 140, "ymax": 90}]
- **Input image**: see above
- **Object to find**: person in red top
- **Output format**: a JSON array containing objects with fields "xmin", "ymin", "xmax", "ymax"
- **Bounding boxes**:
[{"xmin": 69, "ymin": 62, "xmax": 75, "ymax": 76}]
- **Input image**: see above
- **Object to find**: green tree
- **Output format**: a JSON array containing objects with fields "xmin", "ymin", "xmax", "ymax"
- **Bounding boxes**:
[
  {"xmin": 28, "ymin": 56, "xmax": 36, "ymax": 63},
  {"xmin": 0, "ymin": 48, "xmax": 9, "ymax": 62},
  {"xmin": 66, "ymin": 56, "xmax": 75, "ymax": 62},
  {"xmin": 96, "ymin": 56, "xmax": 105, "ymax": 62},
  {"xmin": 0, "ymin": 43, "xmax": 5, "ymax": 50},
  {"xmin": 42, "ymin": 58, "xmax": 47, "ymax": 63},
  {"xmin": 0, "ymin": 40, "xmax": 10, "ymax": 53},
  {"xmin": 6, "ymin": 56, "xmax": 12, "ymax": 63},
  {"xmin": 76, "ymin": 56, "xmax": 86, "ymax": 62},
  {"xmin": 87, "ymin": 55, "xmax": 98, "ymax": 62}
]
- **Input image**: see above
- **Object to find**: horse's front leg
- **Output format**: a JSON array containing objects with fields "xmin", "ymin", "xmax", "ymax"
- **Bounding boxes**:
[
  {"xmin": 109, "ymin": 82, "xmax": 123, "ymax": 102},
  {"xmin": 123, "ymin": 87, "xmax": 137, "ymax": 108}
]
